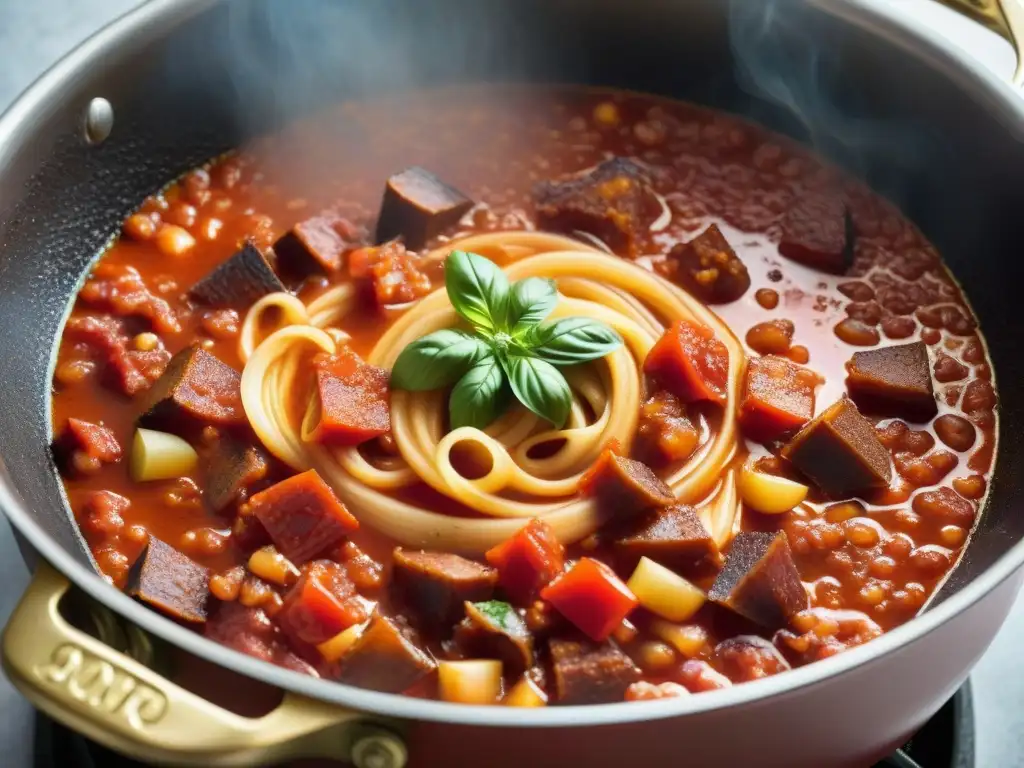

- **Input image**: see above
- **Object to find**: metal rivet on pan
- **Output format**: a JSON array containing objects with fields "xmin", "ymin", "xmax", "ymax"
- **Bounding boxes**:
[
  {"xmin": 84, "ymin": 97, "xmax": 114, "ymax": 145},
  {"xmin": 350, "ymin": 730, "xmax": 408, "ymax": 768}
]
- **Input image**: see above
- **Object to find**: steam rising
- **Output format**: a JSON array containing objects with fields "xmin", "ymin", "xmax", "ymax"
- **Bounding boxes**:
[
  {"xmin": 728, "ymin": 0, "xmax": 941, "ymax": 187},
  {"xmin": 179, "ymin": 0, "xmax": 557, "ymax": 138},
  {"xmin": 160, "ymin": 0, "xmax": 948, "ymax": 206}
]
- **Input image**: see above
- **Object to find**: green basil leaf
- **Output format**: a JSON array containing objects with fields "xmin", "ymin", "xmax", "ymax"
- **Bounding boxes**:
[
  {"xmin": 531, "ymin": 317, "xmax": 624, "ymax": 365},
  {"xmin": 449, "ymin": 354, "xmax": 509, "ymax": 430},
  {"xmin": 445, "ymin": 250, "xmax": 510, "ymax": 334},
  {"xmin": 508, "ymin": 277, "xmax": 558, "ymax": 337},
  {"xmin": 390, "ymin": 329, "xmax": 491, "ymax": 391},
  {"xmin": 503, "ymin": 354, "xmax": 572, "ymax": 429}
]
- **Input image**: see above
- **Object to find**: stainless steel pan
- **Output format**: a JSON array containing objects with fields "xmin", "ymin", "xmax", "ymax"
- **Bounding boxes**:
[{"xmin": 2, "ymin": 1, "xmax": 1024, "ymax": 765}]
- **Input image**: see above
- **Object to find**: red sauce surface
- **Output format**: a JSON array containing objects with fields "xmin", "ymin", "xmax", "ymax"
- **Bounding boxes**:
[{"xmin": 51, "ymin": 86, "xmax": 997, "ymax": 702}]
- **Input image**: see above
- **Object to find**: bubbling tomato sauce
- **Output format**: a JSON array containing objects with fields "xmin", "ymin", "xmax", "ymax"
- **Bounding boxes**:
[{"xmin": 51, "ymin": 86, "xmax": 996, "ymax": 704}]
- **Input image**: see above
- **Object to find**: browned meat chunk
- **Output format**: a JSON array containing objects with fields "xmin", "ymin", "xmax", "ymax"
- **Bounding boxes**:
[
  {"xmin": 78, "ymin": 261, "xmax": 180, "ymax": 334},
  {"xmin": 202, "ymin": 436, "xmax": 268, "ymax": 514},
  {"xmin": 274, "ymin": 210, "xmax": 363, "ymax": 278},
  {"xmin": 452, "ymin": 600, "xmax": 534, "ymax": 675},
  {"xmin": 375, "ymin": 167, "xmax": 473, "ymax": 249},
  {"xmin": 778, "ymin": 189, "xmax": 854, "ymax": 274},
  {"xmin": 392, "ymin": 549, "xmax": 498, "ymax": 631},
  {"xmin": 708, "ymin": 532, "xmax": 807, "ymax": 630},
  {"xmin": 661, "ymin": 224, "xmax": 751, "ymax": 304},
  {"xmin": 246, "ymin": 470, "xmax": 358, "ymax": 565},
  {"xmin": 535, "ymin": 158, "xmax": 652, "ymax": 257},
  {"xmin": 138, "ymin": 345, "xmax": 245, "ymax": 432},
  {"xmin": 65, "ymin": 315, "xmax": 170, "ymax": 396},
  {"xmin": 549, "ymin": 637, "xmax": 640, "ymax": 704},
  {"xmin": 205, "ymin": 600, "xmax": 316, "ymax": 675},
  {"xmin": 782, "ymin": 396, "xmax": 892, "ymax": 496},
  {"xmin": 276, "ymin": 560, "xmax": 369, "ymax": 646},
  {"xmin": 52, "ymin": 418, "xmax": 122, "ymax": 477},
  {"xmin": 335, "ymin": 614, "xmax": 436, "ymax": 693},
  {"xmin": 739, "ymin": 355, "xmax": 819, "ymax": 442},
  {"xmin": 845, "ymin": 341, "xmax": 937, "ymax": 421},
  {"xmin": 190, "ymin": 242, "xmax": 285, "ymax": 308},
  {"xmin": 126, "ymin": 537, "xmax": 209, "ymax": 624},
  {"xmin": 582, "ymin": 449, "xmax": 675, "ymax": 516},
  {"xmin": 614, "ymin": 504, "xmax": 716, "ymax": 563}
]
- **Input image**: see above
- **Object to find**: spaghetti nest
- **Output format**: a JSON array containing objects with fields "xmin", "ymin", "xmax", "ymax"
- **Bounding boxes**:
[{"xmin": 239, "ymin": 232, "xmax": 745, "ymax": 554}]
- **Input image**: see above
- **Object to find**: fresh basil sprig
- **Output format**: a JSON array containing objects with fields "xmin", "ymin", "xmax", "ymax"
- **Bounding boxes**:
[{"xmin": 390, "ymin": 250, "xmax": 623, "ymax": 430}]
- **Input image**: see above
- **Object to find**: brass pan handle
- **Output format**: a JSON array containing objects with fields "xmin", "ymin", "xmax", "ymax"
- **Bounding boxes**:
[
  {"xmin": 2, "ymin": 562, "xmax": 407, "ymax": 767},
  {"xmin": 935, "ymin": 0, "xmax": 1024, "ymax": 84}
]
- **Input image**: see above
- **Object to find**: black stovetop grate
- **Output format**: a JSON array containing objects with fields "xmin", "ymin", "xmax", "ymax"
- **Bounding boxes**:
[
  {"xmin": 879, "ymin": 682, "xmax": 974, "ymax": 768},
  {"xmin": 31, "ymin": 683, "xmax": 974, "ymax": 768}
]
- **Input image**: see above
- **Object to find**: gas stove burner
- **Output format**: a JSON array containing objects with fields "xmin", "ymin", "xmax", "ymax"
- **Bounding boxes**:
[{"xmin": 32, "ymin": 684, "xmax": 975, "ymax": 768}]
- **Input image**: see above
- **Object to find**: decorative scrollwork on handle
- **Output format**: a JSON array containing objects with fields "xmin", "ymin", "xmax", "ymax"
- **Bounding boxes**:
[{"xmin": 35, "ymin": 642, "xmax": 168, "ymax": 730}]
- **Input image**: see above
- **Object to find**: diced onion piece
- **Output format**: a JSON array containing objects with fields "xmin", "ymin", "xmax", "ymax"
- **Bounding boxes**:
[
  {"xmin": 316, "ymin": 620, "xmax": 369, "ymax": 663},
  {"xmin": 437, "ymin": 660, "xmax": 503, "ymax": 705},
  {"xmin": 505, "ymin": 676, "xmax": 547, "ymax": 707},
  {"xmin": 650, "ymin": 620, "xmax": 710, "ymax": 658},
  {"xmin": 626, "ymin": 557, "xmax": 705, "ymax": 622},
  {"xmin": 738, "ymin": 466, "xmax": 809, "ymax": 514},
  {"xmin": 247, "ymin": 546, "xmax": 300, "ymax": 587},
  {"xmin": 130, "ymin": 428, "xmax": 198, "ymax": 482}
]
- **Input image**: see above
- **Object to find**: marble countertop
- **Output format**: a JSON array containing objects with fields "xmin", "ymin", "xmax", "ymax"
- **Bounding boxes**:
[{"xmin": 0, "ymin": 1, "xmax": 1021, "ymax": 766}]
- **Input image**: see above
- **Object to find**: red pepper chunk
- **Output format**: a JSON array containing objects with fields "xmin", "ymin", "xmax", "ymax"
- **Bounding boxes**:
[
  {"xmin": 485, "ymin": 519, "xmax": 565, "ymax": 603},
  {"xmin": 739, "ymin": 355, "xmax": 820, "ymax": 442},
  {"xmin": 644, "ymin": 319, "xmax": 728, "ymax": 405},
  {"xmin": 247, "ymin": 469, "xmax": 358, "ymax": 564},
  {"xmin": 541, "ymin": 558, "xmax": 638, "ymax": 642},
  {"xmin": 277, "ymin": 560, "xmax": 368, "ymax": 646},
  {"xmin": 308, "ymin": 349, "xmax": 390, "ymax": 446}
]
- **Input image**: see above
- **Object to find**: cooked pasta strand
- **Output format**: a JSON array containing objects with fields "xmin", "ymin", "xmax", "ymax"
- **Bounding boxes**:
[{"xmin": 239, "ymin": 231, "xmax": 745, "ymax": 553}]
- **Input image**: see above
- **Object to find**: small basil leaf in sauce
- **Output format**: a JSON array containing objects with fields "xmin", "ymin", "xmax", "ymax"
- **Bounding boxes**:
[
  {"xmin": 448, "ymin": 354, "xmax": 509, "ymax": 430},
  {"xmin": 531, "ymin": 317, "xmax": 624, "ymax": 365},
  {"xmin": 502, "ymin": 354, "xmax": 572, "ymax": 429},
  {"xmin": 508, "ymin": 277, "xmax": 558, "ymax": 337},
  {"xmin": 445, "ymin": 250, "xmax": 510, "ymax": 334},
  {"xmin": 390, "ymin": 329, "xmax": 491, "ymax": 391}
]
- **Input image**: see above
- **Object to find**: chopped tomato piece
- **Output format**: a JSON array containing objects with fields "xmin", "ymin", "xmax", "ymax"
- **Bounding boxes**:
[
  {"xmin": 277, "ymin": 560, "xmax": 368, "ymax": 646},
  {"xmin": 738, "ymin": 355, "xmax": 820, "ymax": 442},
  {"xmin": 637, "ymin": 391, "xmax": 700, "ymax": 464},
  {"xmin": 308, "ymin": 349, "xmax": 390, "ymax": 446},
  {"xmin": 485, "ymin": 519, "xmax": 565, "ymax": 603},
  {"xmin": 347, "ymin": 247, "xmax": 376, "ymax": 279},
  {"xmin": 643, "ymin": 320, "xmax": 728, "ymax": 404},
  {"xmin": 540, "ymin": 558, "xmax": 638, "ymax": 641},
  {"xmin": 53, "ymin": 417, "xmax": 123, "ymax": 476},
  {"xmin": 246, "ymin": 469, "xmax": 358, "ymax": 564},
  {"xmin": 347, "ymin": 241, "xmax": 432, "ymax": 306},
  {"xmin": 577, "ymin": 438, "xmax": 621, "ymax": 494}
]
